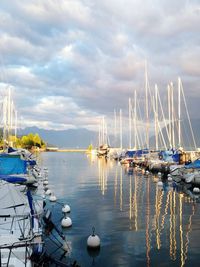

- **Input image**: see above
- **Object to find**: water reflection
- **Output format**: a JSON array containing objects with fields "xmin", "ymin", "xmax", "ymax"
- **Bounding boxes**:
[
  {"xmin": 95, "ymin": 157, "xmax": 200, "ymax": 267},
  {"xmin": 98, "ymin": 157, "xmax": 107, "ymax": 195},
  {"xmin": 40, "ymin": 152, "xmax": 200, "ymax": 267}
]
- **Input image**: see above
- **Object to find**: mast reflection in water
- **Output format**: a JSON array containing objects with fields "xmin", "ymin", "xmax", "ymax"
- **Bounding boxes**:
[{"xmin": 41, "ymin": 152, "xmax": 200, "ymax": 267}]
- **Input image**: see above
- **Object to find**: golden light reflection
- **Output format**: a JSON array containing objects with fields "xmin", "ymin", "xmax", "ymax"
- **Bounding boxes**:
[
  {"xmin": 114, "ymin": 167, "xmax": 118, "ymax": 207},
  {"xmin": 155, "ymin": 186, "xmax": 164, "ymax": 250},
  {"xmin": 98, "ymin": 158, "xmax": 107, "ymax": 195},
  {"xmin": 161, "ymin": 191, "xmax": 171, "ymax": 230},
  {"xmin": 184, "ymin": 203, "xmax": 195, "ymax": 266},
  {"xmin": 169, "ymin": 191, "xmax": 177, "ymax": 261},
  {"xmin": 129, "ymin": 175, "xmax": 132, "ymax": 221},
  {"xmin": 120, "ymin": 167, "xmax": 123, "ymax": 211},
  {"xmin": 133, "ymin": 172, "xmax": 138, "ymax": 231},
  {"xmin": 97, "ymin": 157, "xmax": 198, "ymax": 267},
  {"xmin": 179, "ymin": 194, "xmax": 184, "ymax": 267},
  {"xmin": 146, "ymin": 177, "xmax": 151, "ymax": 267},
  {"xmin": 86, "ymin": 151, "xmax": 97, "ymax": 165}
]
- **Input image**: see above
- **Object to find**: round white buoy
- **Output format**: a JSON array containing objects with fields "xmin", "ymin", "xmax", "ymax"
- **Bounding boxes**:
[
  {"xmin": 157, "ymin": 181, "xmax": 163, "ymax": 187},
  {"xmin": 62, "ymin": 237, "xmax": 69, "ymax": 251},
  {"xmin": 43, "ymin": 180, "xmax": 48, "ymax": 185},
  {"xmin": 168, "ymin": 176, "xmax": 173, "ymax": 182},
  {"xmin": 45, "ymin": 189, "xmax": 51, "ymax": 195},
  {"xmin": 61, "ymin": 216, "xmax": 72, "ymax": 228},
  {"xmin": 167, "ymin": 173, "xmax": 171, "ymax": 177},
  {"xmin": 145, "ymin": 170, "xmax": 149, "ymax": 175},
  {"xmin": 87, "ymin": 227, "xmax": 100, "ymax": 249},
  {"xmin": 49, "ymin": 193, "xmax": 57, "ymax": 202},
  {"xmin": 62, "ymin": 204, "xmax": 71, "ymax": 213},
  {"xmin": 158, "ymin": 172, "xmax": 162, "ymax": 177},
  {"xmin": 193, "ymin": 187, "xmax": 200, "ymax": 193}
]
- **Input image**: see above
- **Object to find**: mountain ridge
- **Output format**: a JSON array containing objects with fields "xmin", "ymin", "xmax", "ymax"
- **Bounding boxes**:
[
  {"xmin": 18, "ymin": 127, "xmax": 98, "ymax": 148},
  {"xmin": 17, "ymin": 118, "xmax": 200, "ymax": 150}
]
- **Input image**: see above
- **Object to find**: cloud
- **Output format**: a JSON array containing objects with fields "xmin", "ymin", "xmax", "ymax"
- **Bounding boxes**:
[{"xmin": 0, "ymin": 0, "xmax": 199, "ymax": 134}]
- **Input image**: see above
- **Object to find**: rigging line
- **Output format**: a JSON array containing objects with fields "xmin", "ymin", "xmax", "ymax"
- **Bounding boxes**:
[
  {"xmin": 157, "ymin": 87, "xmax": 170, "ymax": 144},
  {"xmin": 180, "ymin": 79, "xmax": 197, "ymax": 150},
  {"xmin": 137, "ymin": 98, "xmax": 145, "ymax": 148},
  {"xmin": 8, "ymin": 184, "xmax": 28, "ymax": 237},
  {"xmin": 10, "ymin": 248, "xmax": 29, "ymax": 265},
  {"xmin": 157, "ymin": 118, "xmax": 167, "ymax": 150}
]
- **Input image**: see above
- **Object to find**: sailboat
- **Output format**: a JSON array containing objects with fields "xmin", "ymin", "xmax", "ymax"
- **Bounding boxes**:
[
  {"xmin": 97, "ymin": 116, "xmax": 110, "ymax": 157},
  {"xmin": 0, "ymin": 180, "xmax": 43, "ymax": 266}
]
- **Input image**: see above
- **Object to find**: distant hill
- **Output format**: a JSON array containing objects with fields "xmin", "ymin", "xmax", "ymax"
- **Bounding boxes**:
[
  {"xmin": 17, "ymin": 118, "xmax": 200, "ymax": 150},
  {"xmin": 18, "ymin": 127, "xmax": 98, "ymax": 149}
]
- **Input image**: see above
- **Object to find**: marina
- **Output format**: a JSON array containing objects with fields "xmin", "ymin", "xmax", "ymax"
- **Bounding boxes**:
[{"xmin": 0, "ymin": 1, "xmax": 200, "ymax": 266}]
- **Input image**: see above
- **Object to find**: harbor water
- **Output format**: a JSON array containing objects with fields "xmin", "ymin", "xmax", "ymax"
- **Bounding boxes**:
[{"xmin": 40, "ymin": 152, "xmax": 200, "ymax": 267}]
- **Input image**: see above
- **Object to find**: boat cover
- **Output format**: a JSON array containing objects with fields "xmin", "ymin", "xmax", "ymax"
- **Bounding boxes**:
[
  {"xmin": 185, "ymin": 158, "xmax": 200, "ymax": 169},
  {"xmin": 125, "ymin": 149, "xmax": 149, "ymax": 158},
  {"xmin": 0, "ymin": 175, "xmax": 27, "ymax": 183},
  {"xmin": 0, "ymin": 155, "xmax": 27, "ymax": 174}
]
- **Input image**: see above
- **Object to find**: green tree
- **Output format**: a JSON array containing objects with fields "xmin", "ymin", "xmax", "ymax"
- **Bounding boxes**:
[{"xmin": 33, "ymin": 133, "xmax": 41, "ymax": 147}]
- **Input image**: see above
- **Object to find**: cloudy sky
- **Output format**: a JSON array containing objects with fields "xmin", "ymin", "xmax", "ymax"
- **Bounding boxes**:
[{"xmin": 0, "ymin": 0, "xmax": 199, "ymax": 132}]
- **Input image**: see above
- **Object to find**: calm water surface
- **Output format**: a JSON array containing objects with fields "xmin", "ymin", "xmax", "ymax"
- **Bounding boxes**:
[{"xmin": 39, "ymin": 152, "xmax": 200, "ymax": 267}]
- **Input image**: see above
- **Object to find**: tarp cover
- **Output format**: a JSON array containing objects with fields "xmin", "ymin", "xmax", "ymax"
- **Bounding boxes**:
[
  {"xmin": 125, "ymin": 149, "xmax": 149, "ymax": 158},
  {"xmin": 0, "ymin": 155, "xmax": 27, "ymax": 174},
  {"xmin": 159, "ymin": 150, "xmax": 180, "ymax": 163}
]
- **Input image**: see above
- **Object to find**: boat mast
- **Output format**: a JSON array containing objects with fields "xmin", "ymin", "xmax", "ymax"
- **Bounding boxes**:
[
  {"xmin": 180, "ymin": 78, "xmax": 197, "ymax": 150},
  {"xmin": 114, "ymin": 109, "xmax": 117, "ymax": 148},
  {"xmin": 145, "ymin": 61, "xmax": 149, "ymax": 149},
  {"xmin": 119, "ymin": 109, "xmax": 122, "ymax": 149},
  {"xmin": 129, "ymin": 98, "xmax": 132, "ymax": 149},
  {"xmin": 3, "ymin": 96, "xmax": 8, "ymax": 149},
  {"xmin": 15, "ymin": 110, "xmax": 18, "ymax": 144},
  {"xmin": 178, "ymin": 77, "xmax": 181, "ymax": 148},
  {"xmin": 134, "ymin": 90, "xmax": 137, "ymax": 150},
  {"xmin": 168, "ymin": 85, "xmax": 172, "ymax": 149},
  {"xmin": 154, "ymin": 85, "xmax": 159, "ymax": 150},
  {"xmin": 102, "ymin": 116, "xmax": 105, "ymax": 144},
  {"xmin": 171, "ymin": 82, "xmax": 175, "ymax": 149},
  {"xmin": 98, "ymin": 124, "xmax": 101, "ymax": 147},
  {"xmin": 8, "ymin": 88, "xmax": 11, "ymax": 145}
]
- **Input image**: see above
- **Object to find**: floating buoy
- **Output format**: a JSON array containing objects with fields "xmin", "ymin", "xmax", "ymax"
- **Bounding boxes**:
[
  {"xmin": 157, "ymin": 181, "xmax": 163, "ymax": 187},
  {"xmin": 61, "ymin": 216, "xmax": 72, "ymax": 228},
  {"xmin": 63, "ymin": 237, "xmax": 69, "ymax": 251},
  {"xmin": 193, "ymin": 187, "xmax": 200, "ymax": 193},
  {"xmin": 87, "ymin": 227, "xmax": 100, "ymax": 249},
  {"xmin": 45, "ymin": 189, "xmax": 51, "ymax": 195},
  {"xmin": 145, "ymin": 170, "xmax": 149, "ymax": 175},
  {"xmin": 44, "ymin": 185, "xmax": 49, "ymax": 190},
  {"xmin": 158, "ymin": 172, "xmax": 162, "ymax": 177},
  {"xmin": 62, "ymin": 204, "xmax": 71, "ymax": 213},
  {"xmin": 43, "ymin": 180, "xmax": 48, "ymax": 185},
  {"xmin": 168, "ymin": 176, "xmax": 173, "ymax": 182},
  {"xmin": 49, "ymin": 193, "xmax": 57, "ymax": 202}
]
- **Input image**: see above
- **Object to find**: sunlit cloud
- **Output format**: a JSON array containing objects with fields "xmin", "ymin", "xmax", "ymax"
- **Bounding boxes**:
[{"xmin": 0, "ymin": 0, "xmax": 199, "ymax": 132}]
